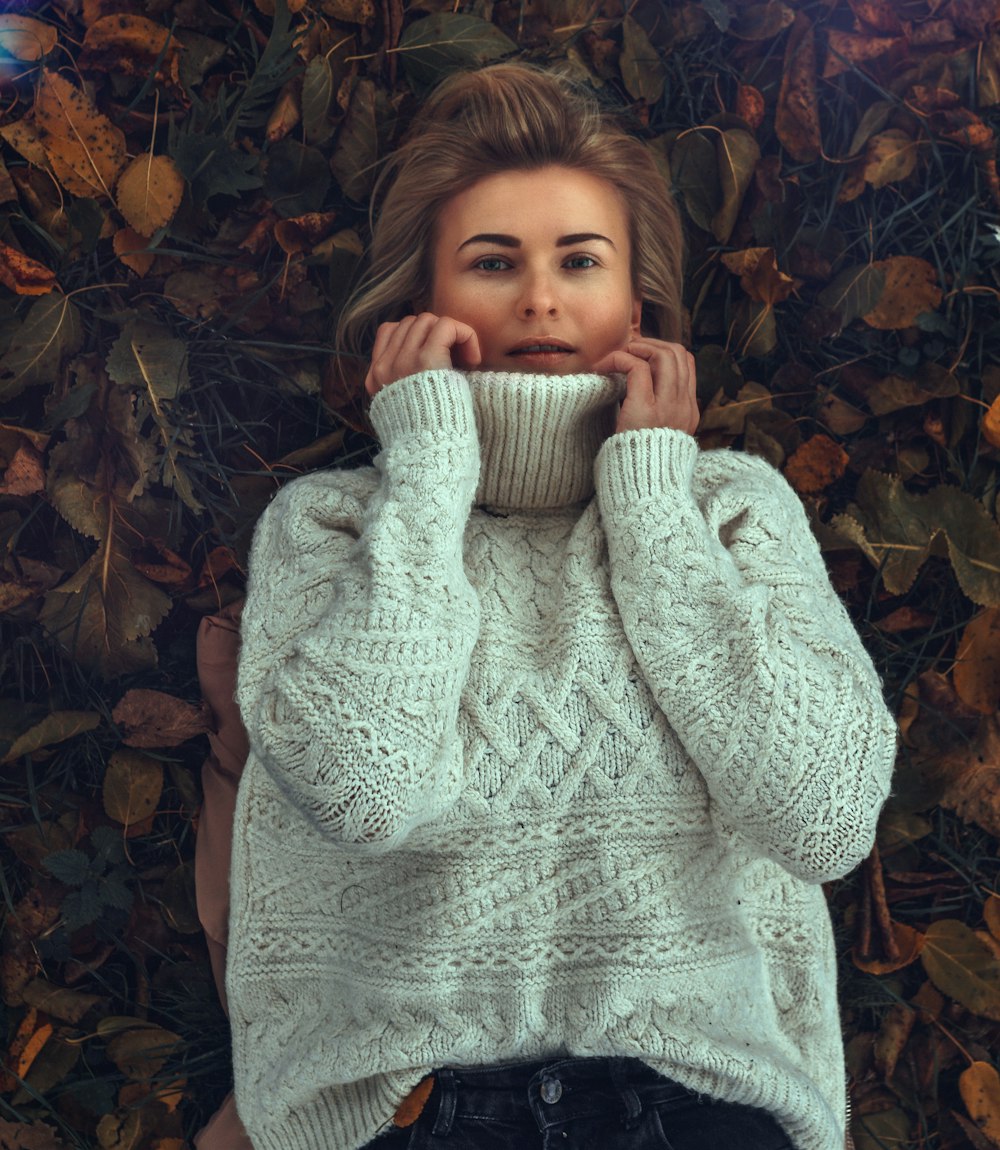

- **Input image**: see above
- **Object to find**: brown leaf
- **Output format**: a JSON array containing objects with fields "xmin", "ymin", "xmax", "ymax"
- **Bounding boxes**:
[
  {"xmin": 847, "ymin": 0, "xmax": 904, "ymax": 34},
  {"xmin": 0, "ymin": 240, "xmax": 57, "ymax": 296},
  {"xmin": 862, "ymin": 256, "xmax": 942, "ymax": 329},
  {"xmin": 853, "ymin": 921, "xmax": 925, "ymax": 974},
  {"xmin": 783, "ymin": 434, "xmax": 849, "ymax": 494},
  {"xmin": 921, "ymin": 918, "xmax": 1000, "ymax": 1019},
  {"xmin": 34, "ymin": 70, "xmax": 127, "ymax": 201},
  {"xmin": 102, "ymin": 1022, "xmax": 183, "ymax": 1081},
  {"xmin": 873, "ymin": 1002, "xmax": 915, "ymax": 1081},
  {"xmin": 266, "ymin": 79, "xmax": 302, "ymax": 143},
  {"xmin": 960, "ymin": 1062, "xmax": 1000, "ymax": 1147},
  {"xmin": 775, "ymin": 13, "xmax": 822, "ymax": 162},
  {"xmin": 719, "ymin": 247, "xmax": 798, "ymax": 305},
  {"xmin": 274, "ymin": 210, "xmax": 339, "ymax": 255},
  {"xmin": 112, "ymin": 689, "xmax": 210, "ymax": 748},
  {"xmin": 873, "ymin": 606, "xmax": 936, "ymax": 633},
  {"xmin": 0, "ymin": 16, "xmax": 58, "ymax": 60},
  {"xmin": 78, "ymin": 14, "xmax": 183, "ymax": 95},
  {"xmin": 0, "ymin": 441, "xmax": 46, "ymax": 495},
  {"xmin": 734, "ymin": 84, "xmax": 765, "ymax": 131},
  {"xmin": 102, "ymin": 748, "xmax": 163, "ymax": 827},
  {"xmin": 954, "ymin": 609, "xmax": 1000, "ymax": 714},
  {"xmin": 38, "ymin": 538, "xmax": 172, "ymax": 677},
  {"xmin": 823, "ymin": 30, "xmax": 904, "ymax": 79},
  {"xmin": 0, "ymin": 1116, "xmax": 66, "ymax": 1148},
  {"xmin": 932, "ymin": 715, "xmax": 1000, "ymax": 839},
  {"xmin": 115, "ymin": 154, "xmax": 184, "ymax": 237}
]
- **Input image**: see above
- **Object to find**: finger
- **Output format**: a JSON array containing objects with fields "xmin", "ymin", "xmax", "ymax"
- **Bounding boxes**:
[{"xmin": 445, "ymin": 319, "xmax": 482, "ymax": 369}]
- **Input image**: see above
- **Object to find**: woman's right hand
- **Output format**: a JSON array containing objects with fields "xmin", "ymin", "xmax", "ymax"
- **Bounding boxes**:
[{"xmin": 364, "ymin": 313, "xmax": 483, "ymax": 398}]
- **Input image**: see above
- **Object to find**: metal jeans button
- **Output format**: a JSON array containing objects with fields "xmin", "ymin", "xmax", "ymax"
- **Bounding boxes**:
[{"xmin": 540, "ymin": 1077, "xmax": 562, "ymax": 1103}]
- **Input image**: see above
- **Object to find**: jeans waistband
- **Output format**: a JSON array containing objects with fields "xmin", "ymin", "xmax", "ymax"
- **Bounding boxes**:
[{"xmin": 429, "ymin": 1056, "xmax": 698, "ymax": 1136}]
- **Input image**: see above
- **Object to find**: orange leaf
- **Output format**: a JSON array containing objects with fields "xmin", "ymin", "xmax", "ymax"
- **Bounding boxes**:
[
  {"xmin": 783, "ymin": 434, "xmax": 849, "ymax": 495},
  {"xmin": 0, "ymin": 239, "xmax": 56, "ymax": 296},
  {"xmin": 853, "ymin": 921, "xmax": 925, "ymax": 974},
  {"xmin": 115, "ymin": 154, "xmax": 184, "ymax": 237},
  {"xmin": 862, "ymin": 255, "xmax": 942, "ymax": 329},
  {"xmin": 393, "ymin": 1076, "xmax": 435, "ymax": 1128},
  {"xmin": 113, "ymin": 227, "xmax": 155, "ymax": 276},
  {"xmin": 776, "ymin": 13, "xmax": 822, "ymax": 162},
  {"xmin": 959, "ymin": 1061, "xmax": 1000, "ymax": 1147},
  {"xmin": 79, "ymin": 14, "xmax": 183, "ymax": 94},
  {"xmin": 34, "ymin": 69, "xmax": 126, "ymax": 201},
  {"xmin": 954, "ymin": 608, "xmax": 1000, "ymax": 714},
  {"xmin": 15, "ymin": 1020, "xmax": 53, "ymax": 1080},
  {"xmin": 984, "ymin": 395, "xmax": 1000, "ymax": 448}
]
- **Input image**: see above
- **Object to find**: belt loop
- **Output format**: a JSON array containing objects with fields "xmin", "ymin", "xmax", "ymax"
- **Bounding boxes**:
[
  {"xmin": 432, "ymin": 1068, "xmax": 457, "ymax": 1136},
  {"xmin": 610, "ymin": 1057, "xmax": 642, "ymax": 1131}
]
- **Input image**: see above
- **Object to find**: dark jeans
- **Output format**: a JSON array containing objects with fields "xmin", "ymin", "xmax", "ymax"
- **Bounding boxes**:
[{"xmin": 363, "ymin": 1056, "xmax": 794, "ymax": 1149}]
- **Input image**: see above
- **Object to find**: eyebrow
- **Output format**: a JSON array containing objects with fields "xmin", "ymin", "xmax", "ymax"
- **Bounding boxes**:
[{"xmin": 456, "ymin": 232, "xmax": 617, "ymax": 251}]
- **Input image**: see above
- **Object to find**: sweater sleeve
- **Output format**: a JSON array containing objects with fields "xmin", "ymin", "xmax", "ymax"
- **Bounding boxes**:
[
  {"xmin": 235, "ymin": 369, "xmax": 482, "ymax": 852},
  {"xmin": 594, "ymin": 427, "xmax": 897, "ymax": 883}
]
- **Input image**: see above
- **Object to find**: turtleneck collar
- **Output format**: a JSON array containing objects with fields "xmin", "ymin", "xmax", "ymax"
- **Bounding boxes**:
[{"xmin": 465, "ymin": 370, "xmax": 626, "ymax": 515}]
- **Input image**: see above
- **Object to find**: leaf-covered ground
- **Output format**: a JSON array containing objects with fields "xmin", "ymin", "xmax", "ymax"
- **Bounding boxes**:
[{"xmin": 2, "ymin": 0, "xmax": 1000, "ymax": 1146}]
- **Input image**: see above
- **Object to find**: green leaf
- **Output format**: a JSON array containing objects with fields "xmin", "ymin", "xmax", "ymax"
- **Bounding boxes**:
[
  {"xmin": 830, "ymin": 470, "xmax": 1000, "ymax": 605},
  {"xmin": 712, "ymin": 128, "xmax": 760, "ymax": 243},
  {"xmin": 38, "ymin": 539, "xmax": 172, "ymax": 678},
  {"xmin": 620, "ymin": 17, "xmax": 666, "ymax": 104},
  {"xmin": 232, "ymin": 0, "xmax": 303, "ymax": 133},
  {"xmin": 0, "ymin": 293, "xmax": 83, "ymax": 402},
  {"xmin": 399, "ymin": 13, "xmax": 515, "ymax": 91},
  {"xmin": 921, "ymin": 919, "xmax": 1000, "ymax": 1020},
  {"xmin": 670, "ymin": 131, "xmax": 720, "ymax": 233},
  {"xmin": 170, "ymin": 130, "xmax": 263, "ymax": 202},
  {"xmin": 265, "ymin": 139, "xmax": 330, "ymax": 217},
  {"xmin": 817, "ymin": 263, "xmax": 886, "ymax": 325},
  {"xmin": 302, "ymin": 55, "xmax": 334, "ymax": 146},
  {"xmin": 106, "ymin": 320, "xmax": 189, "ymax": 402},
  {"xmin": 43, "ymin": 849, "xmax": 91, "ymax": 887},
  {"xmin": 330, "ymin": 78, "xmax": 379, "ymax": 203}
]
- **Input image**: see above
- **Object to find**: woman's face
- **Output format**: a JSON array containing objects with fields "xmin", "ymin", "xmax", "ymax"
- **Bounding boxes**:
[{"xmin": 429, "ymin": 165, "xmax": 642, "ymax": 374}]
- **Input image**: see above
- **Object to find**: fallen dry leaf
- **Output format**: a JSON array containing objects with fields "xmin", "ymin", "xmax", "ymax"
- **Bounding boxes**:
[
  {"xmin": 783, "ymin": 434, "xmax": 849, "ymax": 494},
  {"xmin": 776, "ymin": 13, "xmax": 822, "ymax": 162},
  {"xmin": 112, "ymin": 689, "xmax": 210, "ymax": 748},
  {"xmin": 862, "ymin": 255, "xmax": 943, "ymax": 329},
  {"xmin": 954, "ymin": 608, "xmax": 1000, "ymax": 714}
]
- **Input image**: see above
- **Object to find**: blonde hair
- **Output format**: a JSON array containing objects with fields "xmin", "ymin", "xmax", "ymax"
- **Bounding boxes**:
[{"xmin": 335, "ymin": 61, "xmax": 684, "ymax": 365}]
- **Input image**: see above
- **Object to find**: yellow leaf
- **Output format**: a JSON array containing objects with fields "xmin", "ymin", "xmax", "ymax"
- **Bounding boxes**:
[
  {"xmin": 102, "ymin": 749, "xmax": 163, "ymax": 828},
  {"xmin": 960, "ymin": 1061, "xmax": 1000, "ymax": 1147},
  {"xmin": 862, "ymin": 129, "xmax": 919, "ymax": 189},
  {"xmin": 921, "ymin": 917, "xmax": 1000, "ymax": 1020},
  {"xmin": 35, "ymin": 69, "xmax": 126, "ymax": 201},
  {"xmin": 115, "ymin": 154, "xmax": 184, "ymax": 237},
  {"xmin": 0, "ymin": 15, "xmax": 58, "ymax": 61},
  {"xmin": 0, "ymin": 118, "xmax": 52, "ymax": 170}
]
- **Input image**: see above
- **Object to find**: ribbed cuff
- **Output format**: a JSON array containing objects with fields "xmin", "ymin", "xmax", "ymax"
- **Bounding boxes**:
[
  {"xmin": 368, "ymin": 370, "xmax": 476, "ymax": 447},
  {"xmin": 595, "ymin": 427, "xmax": 699, "ymax": 513}
]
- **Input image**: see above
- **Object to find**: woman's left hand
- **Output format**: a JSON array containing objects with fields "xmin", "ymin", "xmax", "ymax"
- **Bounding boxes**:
[{"xmin": 592, "ymin": 338, "xmax": 699, "ymax": 437}]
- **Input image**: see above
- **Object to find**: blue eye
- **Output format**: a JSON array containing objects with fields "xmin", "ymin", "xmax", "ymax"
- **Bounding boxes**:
[
  {"xmin": 566, "ymin": 255, "xmax": 597, "ymax": 269},
  {"xmin": 475, "ymin": 257, "xmax": 509, "ymax": 272}
]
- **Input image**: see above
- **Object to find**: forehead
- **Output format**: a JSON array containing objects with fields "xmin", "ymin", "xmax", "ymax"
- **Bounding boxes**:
[{"xmin": 435, "ymin": 166, "xmax": 631, "ymax": 244}]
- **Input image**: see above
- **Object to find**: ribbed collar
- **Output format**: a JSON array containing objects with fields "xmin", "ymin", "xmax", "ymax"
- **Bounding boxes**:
[{"xmin": 465, "ymin": 371, "xmax": 626, "ymax": 514}]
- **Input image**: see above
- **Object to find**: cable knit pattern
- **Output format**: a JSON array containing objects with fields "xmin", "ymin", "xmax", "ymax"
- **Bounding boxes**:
[{"xmin": 228, "ymin": 368, "xmax": 897, "ymax": 1150}]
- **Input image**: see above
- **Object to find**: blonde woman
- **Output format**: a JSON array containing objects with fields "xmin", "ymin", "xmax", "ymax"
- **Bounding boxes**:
[{"xmin": 224, "ymin": 61, "xmax": 897, "ymax": 1150}]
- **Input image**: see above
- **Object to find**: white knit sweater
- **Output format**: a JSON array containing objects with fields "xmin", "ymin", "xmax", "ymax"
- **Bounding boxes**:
[{"xmin": 228, "ymin": 368, "xmax": 897, "ymax": 1150}]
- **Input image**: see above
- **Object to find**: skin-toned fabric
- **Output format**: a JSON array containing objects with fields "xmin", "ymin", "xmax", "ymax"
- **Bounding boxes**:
[
  {"xmin": 224, "ymin": 368, "xmax": 897, "ymax": 1150},
  {"xmin": 192, "ymin": 603, "xmax": 255, "ymax": 1150}
]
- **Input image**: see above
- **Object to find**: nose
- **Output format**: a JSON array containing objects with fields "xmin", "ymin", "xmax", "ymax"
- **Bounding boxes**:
[{"xmin": 517, "ymin": 269, "xmax": 558, "ymax": 318}]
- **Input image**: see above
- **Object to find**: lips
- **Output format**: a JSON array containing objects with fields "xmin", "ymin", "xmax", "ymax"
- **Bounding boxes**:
[{"xmin": 507, "ymin": 338, "xmax": 575, "ymax": 355}]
